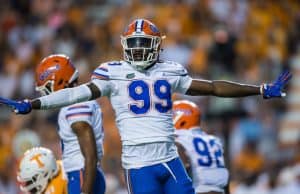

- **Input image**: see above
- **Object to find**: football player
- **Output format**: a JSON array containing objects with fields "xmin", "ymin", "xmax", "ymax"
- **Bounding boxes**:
[
  {"xmin": 35, "ymin": 55, "xmax": 105, "ymax": 194},
  {"xmin": 173, "ymin": 100, "xmax": 229, "ymax": 194},
  {"xmin": 17, "ymin": 147, "xmax": 67, "ymax": 194},
  {"xmin": 0, "ymin": 19, "xmax": 291, "ymax": 194}
]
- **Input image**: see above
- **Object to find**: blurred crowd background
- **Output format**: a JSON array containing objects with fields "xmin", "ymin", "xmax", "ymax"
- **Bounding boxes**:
[{"xmin": 0, "ymin": 0, "xmax": 299, "ymax": 193}]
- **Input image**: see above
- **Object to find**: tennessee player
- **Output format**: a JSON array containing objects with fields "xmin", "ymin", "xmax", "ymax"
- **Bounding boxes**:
[
  {"xmin": 17, "ymin": 147, "xmax": 67, "ymax": 194},
  {"xmin": 0, "ymin": 19, "xmax": 291, "ymax": 194},
  {"xmin": 173, "ymin": 100, "xmax": 229, "ymax": 194},
  {"xmin": 35, "ymin": 54, "xmax": 106, "ymax": 194}
]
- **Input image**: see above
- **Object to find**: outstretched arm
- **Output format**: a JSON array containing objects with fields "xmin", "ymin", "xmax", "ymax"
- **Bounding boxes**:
[
  {"xmin": 31, "ymin": 82, "xmax": 101, "ymax": 109},
  {"xmin": 186, "ymin": 70, "xmax": 292, "ymax": 98},
  {"xmin": 186, "ymin": 79, "xmax": 261, "ymax": 97},
  {"xmin": 0, "ymin": 82, "xmax": 102, "ymax": 114}
]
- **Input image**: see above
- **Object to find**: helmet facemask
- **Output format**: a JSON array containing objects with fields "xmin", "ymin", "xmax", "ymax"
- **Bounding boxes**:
[
  {"xmin": 18, "ymin": 173, "xmax": 49, "ymax": 194},
  {"xmin": 121, "ymin": 35, "xmax": 161, "ymax": 70},
  {"xmin": 17, "ymin": 147, "xmax": 59, "ymax": 194},
  {"xmin": 36, "ymin": 80, "xmax": 54, "ymax": 96}
]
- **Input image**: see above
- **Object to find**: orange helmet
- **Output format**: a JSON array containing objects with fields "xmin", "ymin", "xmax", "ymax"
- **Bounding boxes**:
[
  {"xmin": 173, "ymin": 100, "xmax": 201, "ymax": 130},
  {"xmin": 35, "ymin": 54, "xmax": 78, "ymax": 95},
  {"xmin": 121, "ymin": 19, "xmax": 163, "ymax": 70}
]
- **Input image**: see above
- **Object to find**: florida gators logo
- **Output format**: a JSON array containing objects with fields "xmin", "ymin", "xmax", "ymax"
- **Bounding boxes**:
[
  {"xmin": 39, "ymin": 65, "xmax": 60, "ymax": 81},
  {"xmin": 150, "ymin": 24, "xmax": 159, "ymax": 33}
]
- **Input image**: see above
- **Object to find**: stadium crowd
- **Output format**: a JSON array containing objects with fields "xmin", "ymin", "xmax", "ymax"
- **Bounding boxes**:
[{"xmin": 0, "ymin": 0, "xmax": 299, "ymax": 193}]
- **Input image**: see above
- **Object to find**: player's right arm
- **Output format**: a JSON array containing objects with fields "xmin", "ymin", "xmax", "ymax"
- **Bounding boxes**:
[
  {"xmin": 31, "ymin": 63, "xmax": 111, "ymax": 110},
  {"xmin": 0, "ymin": 64, "xmax": 110, "ymax": 114},
  {"xmin": 30, "ymin": 82, "xmax": 101, "ymax": 109}
]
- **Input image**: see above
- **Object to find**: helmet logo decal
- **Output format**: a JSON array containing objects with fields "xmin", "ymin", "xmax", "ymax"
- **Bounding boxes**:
[
  {"xmin": 126, "ymin": 73, "xmax": 135, "ymax": 79},
  {"xmin": 124, "ymin": 26, "xmax": 129, "ymax": 34},
  {"xmin": 150, "ymin": 24, "xmax": 159, "ymax": 33},
  {"xmin": 30, "ymin": 153, "xmax": 45, "ymax": 168},
  {"xmin": 39, "ymin": 64, "xmax": 60, "ymax": 81},
  {"xmin": 174, "ymin": 109, "xmax": 192, "ymax": 115}
]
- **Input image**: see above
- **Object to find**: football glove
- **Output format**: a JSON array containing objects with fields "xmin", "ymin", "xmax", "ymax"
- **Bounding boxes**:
[
  {"xmin": 0, "ymin": 97, "xmax": 32, "ymax": 114},
  {"xmin": 261, "ymin": 70, "xmax": 292, "ymax": 99}
]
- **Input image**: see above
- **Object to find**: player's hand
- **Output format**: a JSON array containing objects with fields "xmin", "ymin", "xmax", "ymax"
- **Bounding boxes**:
[
  {"xmin": 262, "ymin": 70, "xmax": 292, "ymax": 99},
  {"xmin": 0, "ymin": 97, "xmax": 32, "ymax": 114}
]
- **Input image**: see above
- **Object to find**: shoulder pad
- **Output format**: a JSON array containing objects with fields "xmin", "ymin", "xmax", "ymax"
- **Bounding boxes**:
[
  {"xmin": 92, "ymin": 63, "xmax": 110, "ymax": 80},
  {"xmin": 107, "ymin": 61, "xmax": 122, "ymax": 66},
  {"xmin": 160, "ymin": 61, "xmax": 188, "ymax": 76}
]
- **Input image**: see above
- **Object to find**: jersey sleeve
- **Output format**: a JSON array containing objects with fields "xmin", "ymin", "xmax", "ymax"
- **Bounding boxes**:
[
  {"xmin": 173, "ymin": 64, "xmax": 193, "ymax": 94},
  {"xmin": 65, "ymin": 104, "xmax": 94, "ymax": 126},
  {"xmin": 91, "ymin": 63, "xmax": 112, "ymax": 97}
]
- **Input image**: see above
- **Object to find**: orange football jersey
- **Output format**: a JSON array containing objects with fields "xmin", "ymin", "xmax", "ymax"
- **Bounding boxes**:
[{"xmin": 44, "ymin": 161, "xmax": 68, "ymax": 194}]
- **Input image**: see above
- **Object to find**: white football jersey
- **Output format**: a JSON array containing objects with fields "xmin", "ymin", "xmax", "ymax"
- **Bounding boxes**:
[
  {"xmin": 91, "ymin": 60, "xmax": 192, "ymax": 168},
  {"xmin": 58, "ymin": 100, "xmax": 104, "ymax": 172},
  {"xmin": 175, "ymin": 128, "xmax": 229, "ymax": 193}
]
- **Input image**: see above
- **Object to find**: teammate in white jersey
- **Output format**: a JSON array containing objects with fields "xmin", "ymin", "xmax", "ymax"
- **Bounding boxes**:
[
  {"xmin": 0, "ymin": 19, "xmax": 291, "ymax": 194},
  {"xmin": 34, "ymin": 55, "xmax": 105, "ymax": 194},
  {"xmin": 173, "ymin": 100, "xmax": 229, "ymax": 194}
]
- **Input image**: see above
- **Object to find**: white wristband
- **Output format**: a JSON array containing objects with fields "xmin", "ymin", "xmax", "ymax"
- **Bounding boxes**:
[{"xmin": 260, "ymin": 84, "xmax": 265, "ymax": 95}]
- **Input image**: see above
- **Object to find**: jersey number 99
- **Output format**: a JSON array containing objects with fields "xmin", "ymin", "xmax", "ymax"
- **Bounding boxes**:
[{"xmin": 128, "ymin": 80, "xmax": 172, "ymax": 114}]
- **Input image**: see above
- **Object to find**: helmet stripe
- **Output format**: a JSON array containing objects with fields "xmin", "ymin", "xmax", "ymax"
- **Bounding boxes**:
[
  {"xmin": 134, "ymin": 20, "xmax": 138, "ymax": 32},
  {"xmin": 135, "ymin": 19, "xmax": 144, "ymax": 33},
  {"xmin": 141, "ymin": 20, "xmax": 144, "ymax": 31}
]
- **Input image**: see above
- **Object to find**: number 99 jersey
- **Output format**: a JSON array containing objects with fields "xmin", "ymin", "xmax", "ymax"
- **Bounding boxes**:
[
  {"xmin": 91, "ymin": 60, "xmax": 192, "ymax": 146},
  {"xmin": 175, "ymin": 128, "xmax": 229, "ymax": 193}
]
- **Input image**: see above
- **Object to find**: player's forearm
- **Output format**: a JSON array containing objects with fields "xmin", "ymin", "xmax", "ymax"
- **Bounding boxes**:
[
  {"xmin": 210, "ymin": 80, "xmax": 261, "ymax": 97},
  {"xmin": 82, "ymin": 157, "xmax": 97, "ymax": 193},
  {"xmin": 31, "ymin": 84, "xmax": 93, "ymax": 109},
  {"xmin": 72, "ymin": 122, "xmax": 99, "ymax": 194},
  {"xmin": 186, "ymin": 79, "xmax": 261, "ymax": 97}
]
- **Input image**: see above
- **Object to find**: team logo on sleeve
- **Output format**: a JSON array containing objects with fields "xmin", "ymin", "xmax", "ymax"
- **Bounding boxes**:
[{"xmin": 126, "ymin": 73, "xmax": 135, "ymax": 79}]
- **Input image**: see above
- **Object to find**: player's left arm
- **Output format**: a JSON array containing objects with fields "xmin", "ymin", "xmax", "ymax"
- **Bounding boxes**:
[
  {"xmin": 186, "ymin": 70, "xmax": 292, "ymax": 98},
  {"xmin": 71, "ymin": 121, "xmax": 98, "ymax": 194},
  {"xmin": 186, "ymin": 79, "xmax": 260, "ymax": 97}
]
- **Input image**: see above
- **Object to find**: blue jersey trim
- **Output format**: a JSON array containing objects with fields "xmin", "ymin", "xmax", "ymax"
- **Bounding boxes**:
[
  {"xmin": 97, "ymin": 67, "xmax": 108, "ymax": 72},
  {"xmin": 92, "ymin": 72, "xmax": 109, "ymax": 78},
  {"xmin": 107, "ymin": 62, "xmax": 122, "ymax": 66},
  {"xmin": 67, "ymin": 105, "xmax": 90, "ymax": 110},
  {"xmin": 66, "ymin": 112, "xmax": 93, "ymax": 119}
]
